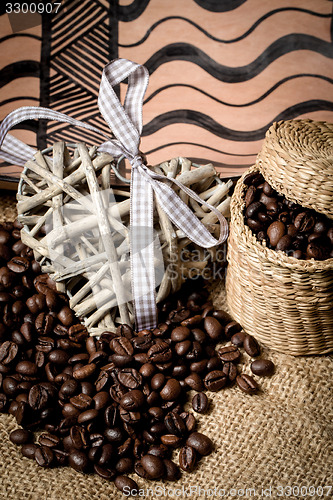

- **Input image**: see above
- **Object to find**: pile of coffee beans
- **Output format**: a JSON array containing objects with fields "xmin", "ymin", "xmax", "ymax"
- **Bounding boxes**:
[
  {"xmin": 243, "ymin": 171, "xmax": 333, "ymax": 260},
  {"xmin": 0, "ymin": 221, "xmax": 275, "ymax": 494}
]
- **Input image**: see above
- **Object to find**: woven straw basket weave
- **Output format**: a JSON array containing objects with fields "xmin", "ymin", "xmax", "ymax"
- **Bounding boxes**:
[
  {"xmin": 257, "ymin": 119, "xmax": 333, "ymax": 219},
  {"xmin": 226, "ymin": 119, "xmax": 333, "ymax": 356}
]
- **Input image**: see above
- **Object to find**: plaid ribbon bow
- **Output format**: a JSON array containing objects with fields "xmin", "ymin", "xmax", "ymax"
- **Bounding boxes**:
[{"xmin": 0, "ymin": 58, "xmax": 228, "ymax": 331}]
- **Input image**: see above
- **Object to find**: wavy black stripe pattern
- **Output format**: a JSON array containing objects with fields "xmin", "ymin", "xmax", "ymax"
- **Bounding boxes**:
[{"xmin": 1, "ymin": 0, "xmax": 333, "ymax": 173}]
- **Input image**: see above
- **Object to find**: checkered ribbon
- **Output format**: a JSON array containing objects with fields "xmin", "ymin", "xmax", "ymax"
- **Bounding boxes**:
[{"xmin": 0, "ymin": 58, "xmax": 228, "ymax": 330}]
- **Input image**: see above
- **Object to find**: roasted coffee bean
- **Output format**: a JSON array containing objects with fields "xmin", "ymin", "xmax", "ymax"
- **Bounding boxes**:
[
  {"xmin": 10, "ymin": 428, "xmax": 32, "ymax": 445},
  {"xmin": 267, "ymin": 221, "xmax": 286, "ymax": 247},
  {"xmin": 116, "ymin": 457, "xmax": 133, "ymax": 474},
  {"xmin": 7, "ymin": 256, "xmax": 30, "ymax": 273},
  {"xmin": 141, "ymin": 454, "xmax": 165, "ymax": 479},
  {"xmin": 184, "ymin": 372, "xmax": 204, "ymax": 392},
  {"xmin": 118, "ymin": 368, "xmax": 142, "ymax": 389},
  {"xmin": 164, "ymin": 411, "xmax": 186, "ymax": 436},
  {"xmin": 0, "ymin": 341, "xmax": 18, "ymax": 365},
  {"xmin": 168, "ymin": 308, "xmax": 190, "ymax": 323},
  {"xmin": 160, "ymin": 379, "xmax": 181, "ymax": 401},
  {"xmin": 224, "ymin": 321, "xmax": 242, "ymax": 339},
  {"xmin": 276, "ymin": 234, "xmax": 293, "ymax": 252},
  {"xmin": 175, "ymin": 340, "xmax": 191, "ymax": 357},
  {"xmin": 192, "ymin": 392, "xmax": 209, "ymax": 414},
  {"xmin": 35, "ymin": 445, "xmax": 54, "ymax": 467},
  {"xmin": 186, "ymin": 432, "xmax": 213, "ymax": 456},
  {"xmin": 73, "ymin": 363, "xmax": 96, "ymax": 380},
  {"xmin": 110, "ymin": 337, "xmax": 134, "ymax": 356},
  {"xmin": 38, "ymin": 433, "xmax": 60, "ymax": 448},
  {"xmin": 294, "ymin": 211, "xmax": 315, "ymax": 233},
  {"xmin": 21, "ymin": 443, "xmax": 38, "ymax": 459},
  {"xmin": 16, "ymin": 361, "xmax": 38, "ymax": 377},
  {"xmin": 231, "ymin": 331, "xmax": 246, "ymax": 347},
  {"xmin": 28, "ymin": 384, "xmax": 49, "ymax": 411},
  {"xmin": 203, "ymin": 317, "xmax": 224, "ymax": 341},
  {"xmin": 171, "ymin": 326, "xmax": 191, "ymax": 342},
  {"xmin": 148, "ymin": 341, "xmax": 172, "ymax": 363},
  {"xmin": 180, "ymin": 412, "xmax": 196, "ymax": 433},
  {"xmin": 120, "ymin": 390, "xmax": 145, "ymax": 411},
  {"xmin": 246, "ymin": 201, "xmax": 264, "ymax": 219},
  {"xmin": 236, "ymin": 374, "xmax": 258, "ymax": 394},
  {"xmin": 245, "ymin": 185, "xmax": 257, "ymax": 207},
  {"xmin": 251, "ymin": 359, "xmax": 275, "ymax": 376},
  {"xmin": 222, "ymin": 362, "xmax": 238, "ymax": 382},
  {"xmin": 204, "ymin": 370, "xmax": 227, "ymax": 392},
  {"xmin": 69, "ymin": 450, "xmax": 90, "ymax": 473},
  {"xmin": 160, "ymin": 434, "xmax": 182, "ymax": 448},
  {"xmin": 70, "ymin": 393, "xmax": 92, "ymax": 410},
  {"xmin": 93, "ymin": 391, "xmax": 110, "ymax": 410},
  {"xmin": 57, "ymin": 306, "xmax": 74, "ymax": 327},
  {"xmin": 77, "ymin": 409, "xmax": 99, "ymax": 424},
  {"xmin": 218, "ymin": 345, "xmax": 241, "ymax": 363},
  {"xmin": 179, "ymin": 445, "xmax": 196, "ymax": 471},
  {"xmin": 243, "ymin": 335, "xmax": 260, "ymax": 357},
  {"xmin": 114, "ymin": 476, "xmax": 138, "ymax": 494}
]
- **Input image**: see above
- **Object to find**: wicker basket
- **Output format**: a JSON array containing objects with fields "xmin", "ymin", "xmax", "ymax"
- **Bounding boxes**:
[
  {"xmin": 257, "ymin": 119, "xmax": 333, "ymax": 219},
  {"xmin": 226, "ymin": 163, "xmax": 333, "ymax": 356}
]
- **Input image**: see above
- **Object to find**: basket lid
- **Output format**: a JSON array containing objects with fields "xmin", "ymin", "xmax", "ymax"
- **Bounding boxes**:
[{"xmin": 256, "ymin": 119, "xmax": 333, "ymax": 220}]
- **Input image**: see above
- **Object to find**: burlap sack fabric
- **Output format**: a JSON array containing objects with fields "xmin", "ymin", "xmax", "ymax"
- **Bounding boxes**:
[{"xmin": 0, "ymin": 194, "xmax": 332, "ymax": 500}]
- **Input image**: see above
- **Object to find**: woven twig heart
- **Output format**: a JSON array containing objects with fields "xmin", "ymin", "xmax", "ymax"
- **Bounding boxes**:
[{"xmin": 17, "ymin": 142, "xmax": 232, "ymax": 335}]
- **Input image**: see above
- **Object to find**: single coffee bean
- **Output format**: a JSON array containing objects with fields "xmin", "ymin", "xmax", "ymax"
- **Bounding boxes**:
[
  {"xmin": 204, "ymin": 370, "xmax": 227, "ymax": 392},
  {"xmin": 110, "ymin": 337, "xmax": 134, "ymax": 356},
  {"xmin": 231, "ymin": 331, "xmax": 246, "ymax": 347},
  {"xmin": 28, "ymin": 384, "xmax": 49, "ymax": 411},
  {"xmin": 7, "ymin": 256, "xmax": 30, "ymax": 273},
  {"xmin": 16, "ymin": 361, "xmax": 38, "ymax": 377},
  {"xmin": 38, "ymin": 433, "xmax": 60, "ymax": 448},
  {"xmin": 148, "ymin": 341, "xmax": 172, "ymax": 363},
  {"xmin": 77, "ymin": 408, "xmax": 99, "ymax": 425},
  {"xmin": 21, "ymin": 443, "xmax": 38, "ymax": 459},
  {"xmin": 203, "ymin": 317, "xmax": 224, "ymax": 341},
  {"xmin": 117, "ymin": 368, "xmax": 142, "ymax": 389},
  {"xmin": 236, "ymin": 374, "xmax": 258, "ymax": 394},
  {"xmin": 251, "ymin": 359, "xmax": 275, "ymax": 376},
  {"xmin": 164, "ymin": 411, "xmax": 186, "ymax": 436},
  {"xmin": 114, "ymin": 476, "xmax": 138, "ymax": 494},
  {"xmin": 246, "ymin": 201, "xmax": 265, "ymax": 219},
  {"xmin": 160, "ymin": 434, "xmax": 182, "ymax": 448},
  {"xmin": 267, "ymin": 221, "xmax": 286, "ymax": 247},
  {"xmin": 180, "ymin": 412, "xmax": 196, "ymax": 433},
  {"xmin": 57, "ymin": 306, "xmax": 74, "ymax": 326},
  {"xmin": 70, "ymin": 393, "xmax": 92, "ymax": 410},
  {"xmin": 115, "ymin": 457, "xmax": 133, "ymax": 474},
  {"xmin": 73, "ymin": 363, "xmax": 96, "ymax": 380},
  {"xmin": 224, "ymin": 321, "xmax": 242, "ymax": 339},
  {"xmin": 243, "ymin": 335, "xmax": 260, "ymax": 357},
  {"xmin": 218, "ymin": 345, "xmax": 241, "ymax": 363},
  {"xmin": 141, "ymin": 454, "xmax": 165, "ymax": 479},
  {"xmin": 0, "ymin": 341, "xmax": 18, "ymax": 365},
  {"xmin": 179, "ymin": 445, "xmax": 196, "ymax": 472},
  {"xmin": 163, "ymin": 458, "xmax": 181, "ymax": 481},
  {"xmin": 160, "ymin": 379, "xmax": 181, "ymax": 401},
  {"xmin": 68, "ymin": 450, "xmax": 90, "ymax": 473},
  {"xmin": 184, "ymin": 372, "xmax": 204, "ymax": 392},
  {"xmin": 222, "ymin": 362, "xmax": 238, "ymax": 382},
  {"xmin": 10, "ymin": 428, "xmax": 32, "ymax": 445},
  {"xmin": 186, "ymin": 432, "xmax": 213, "ymax": 456},
  {"xmin": 120, "ymin": 390, "xmax": 145, "ymax": 411},
  {"xmin": 192, "ymin": 392, "xmax": 209, "ymax": 414},
  {"xmin": 171, "ymin": 326, "xmax": 191, "ymax": 342},
  {"xmin": 35, "ymin": 445, "xmax": 54, "ymax": 468}
]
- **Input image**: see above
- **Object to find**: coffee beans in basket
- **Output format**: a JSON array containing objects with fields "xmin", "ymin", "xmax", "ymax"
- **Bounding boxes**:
[
  {"xmin": 243, "ymin": 172, "xmax": 333, "ymax": 260},
  {"xmin": 0, "ymin": 220, "xmax": 275, "ymax": 492}
]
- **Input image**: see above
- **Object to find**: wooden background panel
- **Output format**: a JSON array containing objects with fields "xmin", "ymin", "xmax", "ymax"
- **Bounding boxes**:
[{"xmin": 0, "ymin": 0, "xmax": 332, "ymax": 185}]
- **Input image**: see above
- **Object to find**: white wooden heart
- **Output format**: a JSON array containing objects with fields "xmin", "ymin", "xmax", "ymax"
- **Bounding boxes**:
[{"xmin": 17, "ymin": 141, "xmax": 232, "ymax": 336}]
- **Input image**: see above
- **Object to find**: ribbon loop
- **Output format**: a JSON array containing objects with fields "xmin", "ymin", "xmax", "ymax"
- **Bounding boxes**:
[{"xmin": 0, "ymin": 58, "xmax": 228, "ymax": 331}]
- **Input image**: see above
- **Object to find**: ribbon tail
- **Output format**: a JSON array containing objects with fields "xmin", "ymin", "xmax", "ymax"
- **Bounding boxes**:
[
  {"xmin": 141, "ymin": 169, "xmax": 228, "ymax": 248},
  {"xmin": 130, "ymin": 167, "xmax": 157, "ymax": 331}
]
